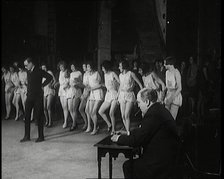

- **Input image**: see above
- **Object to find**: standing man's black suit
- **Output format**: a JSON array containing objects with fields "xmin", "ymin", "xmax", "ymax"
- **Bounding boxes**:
[
  {"xmin": 117, "ymin": 102, "xmax": 179, "ymax": 179},
  {"xmin": 21, "ymin": 64, "xmax": 52, "ymax": 142}
]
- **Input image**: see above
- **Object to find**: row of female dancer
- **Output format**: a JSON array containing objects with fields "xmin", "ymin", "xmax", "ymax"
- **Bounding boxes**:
[{"xmin": 2, "ymin": 56, "xmax": 182, "ymax": 135}]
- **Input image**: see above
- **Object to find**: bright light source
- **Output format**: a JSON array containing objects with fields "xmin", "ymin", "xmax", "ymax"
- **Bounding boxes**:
[{"xmin": 167, "ymin": 21, "xmax": 170, "ymax": 24}]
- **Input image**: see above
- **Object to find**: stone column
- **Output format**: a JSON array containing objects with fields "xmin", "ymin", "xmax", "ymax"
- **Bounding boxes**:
[{"xmin": 97, "ymin": 1, "xmax": 111, "ymax": 70}]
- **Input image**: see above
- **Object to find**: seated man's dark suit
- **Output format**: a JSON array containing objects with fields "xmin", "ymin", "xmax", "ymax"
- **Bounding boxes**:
[
  {"xmin": 24, "ymin": 66, "xmax": 52, "ymax": 139},
  {"xmin": 117, "ymin": 102, "xmax": 179, "ymax": 179}
]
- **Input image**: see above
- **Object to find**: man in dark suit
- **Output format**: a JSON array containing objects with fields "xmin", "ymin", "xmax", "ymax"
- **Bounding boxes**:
[
  {"xmin": 111, "ymin": 88, "xmax": 179, "ymax": 179},
  {"xmin": 20, "ymin": 57, "xmax": 52, "ymax": 143}
]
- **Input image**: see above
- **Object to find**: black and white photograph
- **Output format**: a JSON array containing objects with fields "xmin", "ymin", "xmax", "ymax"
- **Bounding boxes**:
[{"xmin": 1, "ymin": 0, "xmax": 221, "ymax": 178}]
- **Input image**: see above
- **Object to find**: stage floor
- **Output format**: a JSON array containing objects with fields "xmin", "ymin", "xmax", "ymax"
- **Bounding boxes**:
[
  {"xmin": 2, "ymin": 113, "xmax": 220, "ymax": 178},
  {"xmin": 2, "ymin": 118, "xmax": 126, "ymax": 179}
]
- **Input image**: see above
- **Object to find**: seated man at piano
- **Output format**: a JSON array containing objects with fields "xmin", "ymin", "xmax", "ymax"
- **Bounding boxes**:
[{"xmin": 111, "ymin": 88, "xmax": 179, "ymax": 179}]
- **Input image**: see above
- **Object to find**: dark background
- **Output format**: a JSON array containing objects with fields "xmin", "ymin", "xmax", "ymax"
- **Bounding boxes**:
[{"xmin": 1, "ymin": 0, "xmax": 221, "ymax": 65}]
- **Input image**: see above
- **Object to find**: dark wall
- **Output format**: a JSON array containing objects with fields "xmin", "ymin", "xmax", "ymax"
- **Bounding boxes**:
[
  {"xmin": 197, "ymin": 0, "xmax": 221, "ymax": 59},
  {"xmin": 2, "ymin": 0, "xmax": 220, "ymax": 67},
  {"xmin": 166, "ymin": 0, "xmax": 221, "ymax": 61},
  {"xmin": 166, "ymin": 0, "xmax": 198, "ymax": 59},
  {"xmin": 56, "ymin": 1, "xmax": 94, "ymax": 62},
  {"xmin": 111, "ymin": 0, "xmax": 138, "ymax": 53},
  {"xmin": 1, "ymin": 1, "xmax": 34, "ymax": 64}
]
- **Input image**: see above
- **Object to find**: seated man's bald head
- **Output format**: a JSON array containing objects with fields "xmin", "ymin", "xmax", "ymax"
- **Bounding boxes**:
[{"xmin": 137, "ymin": 88, "xmax": 158, "ymax": 103}]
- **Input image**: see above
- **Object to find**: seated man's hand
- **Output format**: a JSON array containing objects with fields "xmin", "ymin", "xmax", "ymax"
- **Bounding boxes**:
[
  {"xmin": 111, "ymin": 134, "xmax": 120, "ymax": 142},
  {"xmin": 115, "ymin": 130, "xmax": 129, "ymax": 135}
]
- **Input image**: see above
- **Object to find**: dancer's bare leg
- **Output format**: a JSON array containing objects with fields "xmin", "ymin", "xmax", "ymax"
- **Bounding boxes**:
[
  {"xmin": 47, "ymin": 95, "xmax": 54, "ymax": 126},
  {"xmin": 109, "ymin": 100, "xmax": 118, "ymax": 134},
  {"xmin": 85, "ymin": 100, "xmax": 91, "ymax": 132},
  {"xmin": 68, "ymin": 97, "xmax": 80, "ymax": 129},
  {"xmin": 60, "ymin": 96, "xmax": 68, "ymax": 128},
  {"xmin": 119, "ymin": 101, "xmax": 126, "ymax": 131},
  {"xmin": 124, "ymin": 102, "xmax": 134, "ymax": 134},
  {"xmin": 98, "ymin": 101, "xmax": 111, "ymax": 131},
  {"xmin": 79, "ymin": 97, "xmax": 88, "ymax": 130},
  {"xmin": 90, "ymin": 100, "xmax": 101, "ymax": 135},
  {"xmin": 13, "ymin": 93, "xmax": 21, "ymax": 120}
]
